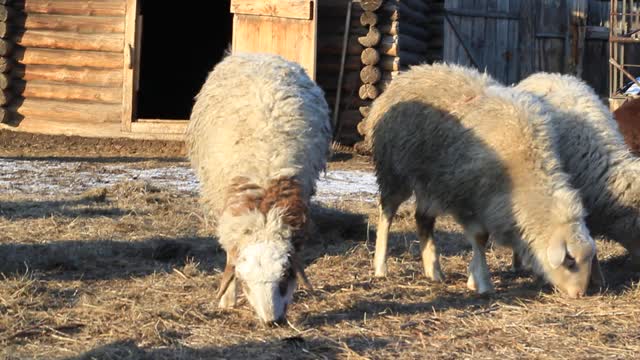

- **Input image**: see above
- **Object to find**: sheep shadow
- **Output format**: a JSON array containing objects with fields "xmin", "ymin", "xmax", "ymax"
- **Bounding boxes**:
[
  {"xmin": 590, "ymin": 253, "xmax": 640, "ymax": 294},
  {"xmin": 0, "ymin": 236, "xmax": 220, "ymax": 281},
  {"xmin": 302, "ymin": 282, "xmax": 545, "ymax": 328},
  {"xmin": 0, "ymin": 195, "xmax": 129, "ymax": 219},
  {"xmin": 63, "ymin": 336, "xmax": 389, "ymax": 360}
]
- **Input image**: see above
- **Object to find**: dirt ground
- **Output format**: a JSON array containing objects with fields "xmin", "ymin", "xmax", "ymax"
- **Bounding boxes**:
[{"xmin": 1, "ymin": 130, "xmax": 640, "ymax": 360}]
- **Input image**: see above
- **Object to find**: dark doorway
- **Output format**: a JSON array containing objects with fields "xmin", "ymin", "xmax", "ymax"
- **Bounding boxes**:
[{"xmin": 136, "ymin": 1, "xmax": 233, "ymax": 119}]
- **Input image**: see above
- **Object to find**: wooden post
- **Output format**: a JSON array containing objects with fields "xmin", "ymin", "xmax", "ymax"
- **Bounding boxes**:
[{"xmin": 122, "ymin": 0, "xmax": 138, "ymax": 131}]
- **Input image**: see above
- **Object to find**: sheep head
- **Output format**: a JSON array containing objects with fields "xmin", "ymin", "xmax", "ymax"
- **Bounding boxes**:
[
  {"xmin": 536, "ymin": 221, "xmax": 599, "ymax": 298},
  {"xmin": 216, "ymin": 176, "xmax": 311, "ymax": 325}
]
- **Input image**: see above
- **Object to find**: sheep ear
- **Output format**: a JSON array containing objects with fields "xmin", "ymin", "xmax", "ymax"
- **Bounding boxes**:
[
  {"xmin": 291, "ymin": 253, "xmax": 313, "ymax": 291},
  {"xmin": 216, "ymin": 250, "xmax": 237, "ymax": 300},
  {"xmin": 547, "ymin": 238, "xmax": 567, "ymax": 269},
  {"xmin": 590, "ymin": 254, "xmax": 606, "ymax": 289}
]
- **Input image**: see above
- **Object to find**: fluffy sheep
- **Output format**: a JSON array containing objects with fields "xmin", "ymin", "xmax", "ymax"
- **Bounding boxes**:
[
  {"xmin": 187, "ymin": 53, "xmax": 332, "ymax": 324},
  {"xmin": 516, "ymin": 73, "xmax": 640, "ymax": 270},
  {"xmin": 364, "ymin": 63, "xmax": 598, "ymax": 297},
  {"xmin": 612, "ymin": 96, "xmax": 640, "ymax": 155}
]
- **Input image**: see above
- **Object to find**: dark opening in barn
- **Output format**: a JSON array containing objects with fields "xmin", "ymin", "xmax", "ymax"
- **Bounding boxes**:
[{"xmin": 136, "ymin": 0, "xmax": 233, "ymax": 120}]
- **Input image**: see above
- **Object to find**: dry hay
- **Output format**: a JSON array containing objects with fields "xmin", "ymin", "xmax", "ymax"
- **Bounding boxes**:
[{"xmin": 0, "ymin": 149, "xmax": 639, "ymax": 359}]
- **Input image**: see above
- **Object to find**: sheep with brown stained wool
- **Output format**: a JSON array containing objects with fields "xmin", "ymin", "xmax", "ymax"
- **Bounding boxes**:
[{"xmin": 187, "ymin": 53, "xmax": 332, "ymax": 324}]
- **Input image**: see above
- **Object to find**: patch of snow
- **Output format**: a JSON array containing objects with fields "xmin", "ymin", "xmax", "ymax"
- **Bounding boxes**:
[
  {"xmin": 0, "ymin": 159, "xmax": 379, "ymax": 202},
  {"xmin": 314, "ymin": 170, "xmax": 378, "ymax": 202}
]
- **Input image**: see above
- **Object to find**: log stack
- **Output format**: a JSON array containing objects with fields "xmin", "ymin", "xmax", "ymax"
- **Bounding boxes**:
[
  {"xmin": 0, "ymin": 0, "xmax": 125, "ymax": 126},
  {"xmin": 318, "ymin": 0, "xmax": 435, "ymax": 147},
  {"xmin": 316, "ymin": 0, "xmax": 367, "ymax": 146},
  {"xmin": 352, "ymin": 0, "xmax": 434, "ymax": 152},
  {"xmin": 0, "ymin": 1, "xmax": 15, "ymax": 120}
]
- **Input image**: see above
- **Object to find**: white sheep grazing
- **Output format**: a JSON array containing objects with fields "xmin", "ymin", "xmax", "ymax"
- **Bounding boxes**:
[
  {"xmin": 516, "ymin": 72, "xmax": 640, "ymax": 270},
  {"xmin": 187, "ymin": 53, "xmax": 332, "ymax": 324},
  {"xmin": 364, "ymin": 63, "xmax": 598, "ymax": 297}
]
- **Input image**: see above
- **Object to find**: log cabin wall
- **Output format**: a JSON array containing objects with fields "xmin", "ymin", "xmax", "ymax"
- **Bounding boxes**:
[
  {"xmin": 2, "ymin": 0, "xmax": 128, "ymax": 137},
  {"xmin": 319, "ymin": 0, "xmax": 436, "ymax": 147}
]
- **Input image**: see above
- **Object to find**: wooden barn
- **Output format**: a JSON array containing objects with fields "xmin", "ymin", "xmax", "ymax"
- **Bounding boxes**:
[
  {"xmin": 0, "ymin": 0, "xmax": 440, "ymax": 145},
  {"xmin": 0, "ymin": 0, "xmax": 617, "ymax": 147}
]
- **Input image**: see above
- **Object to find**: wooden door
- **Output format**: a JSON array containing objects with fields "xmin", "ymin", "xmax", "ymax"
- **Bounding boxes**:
[
  {"xmin": 121, "ymin": 0, "xmax": 187, "ymax": 140},
  {"xmin": 444, "ymin": 0, "xmax": 521, "ymax": 84},
  {"xmin": 230, "ymin": 0, "xmax": 318, "ymax": 79}
]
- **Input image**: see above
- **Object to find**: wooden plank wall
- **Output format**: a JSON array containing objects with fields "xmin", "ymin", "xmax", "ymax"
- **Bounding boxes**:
[
  {"xmin": 2, "ymin": 0, "xmax": 126, "ymax": 130},
  {"xmin": 444, "ymin": 0, "xmax": 611, "ymax": 93},
  {"xmin": 444, "ymin": 0, "xmax": 521, "ymax": 84},
  {"xmin": 583, "ymin": 0, "xmax": 609, "ymax": 96},
  {"xmin": 231, "ymin": 3, "xmax": 316, "ymax": 80}
]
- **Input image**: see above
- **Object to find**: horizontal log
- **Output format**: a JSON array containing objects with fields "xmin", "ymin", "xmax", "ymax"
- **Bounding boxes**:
[
  {"xmin": 428, "ymin": 37, "xmax": 444, "ymax": 49},
  {"xmin": 11, "ymin": 97, "xmax": 121, "ymax": 122},
  {"xmin": 359, "ymin": 105, "xmax": 370, "ymax": 118},
  {"xmin": 14, "ymin": 47, "xmax": 123, "ymax": 68},
  {"xmin": 398, "ymin": 50, "xmax": 425, "ymax": 66},
  {"xmin": 14, "ymin": 30, "xmax": 123, "ymax": 52},
  {"xmin": 426, "ymin": 14, "xmax": 444, "ymax": 25},
  {"xmin": 360, "ymin": 65, "xmax": 381, "ymax": 84},
  {"xmin": 0, "ymin": 57, "xmax": 12, "ymax": 72},
  {"xmin": 360, "ymin": 11, "xmax": 377, "ymax": 26},
  {"xmin": 0, "ymin": 38, "xmax": 12, "ymax": 55},
  {"xmin": 430, "ymin": 1, "xmax": 445, "ymax": 12},
  {"xmin": 356, "ymin": 120, "xmax": 367, "ymax": 137},
  {"xmin": 382, "ymin": 71, "xmax": 399, "ymax": 80},
  {"xmin": 325, "ymin": 94, "xmax": 370, "ymax": 110},
  {"xmin": 12, "ymin": 64, "xmax": 122, "ymax": 86},
  {"xmin": 337, "ymin": 109, "xmax": 363, "ymax": 131},
  {"xmin": 380, "ymin": 34, "xmax": 428, "ymax": 57},
  {"xmin": 318, "ymin": 35, "xmax": 362, "ymax": 56},
  {"xmin": 358, "ymin": 26, "xmax": 381, "ymax": 47},
  {"xmin": 13, "ymin": 80, "xmax": 122, "ymax": 103},
  {"xmin": 318, "ymin": 54, "xmax": 401, "ymax": 72},
  {"xmin": 0, "ymin": 88, "xmax": 11, "ymax": 105},
  {"xmin": 388, "ymin": 0, "xmax": 429, "ymax": 14},
  {"xmin": 317, "ymin": 71, "xmax": 360, "ymax": 92},
  {"xmin": 380, "ymin": 56, "xmax": 401, "ymax": 72},
  {"xmin": 361, "ymin": 47, "xmax": 379, "ymax": 65},
  {"xmin": 397, "ymin": 21, "xmax": 430, "ymax": 40},
  {"xmin": 0, "ymin": 72, "xmax": 9, "ymax": 88},
  {"xmin": 381, "ymin": 2, "xmax": 429, "ymax": 26},
  {"xmin": 426, "ymin": 23, "xmax": 443, "ymax": 38},
  {"xmin": 360, "ymin": 0, "xmax": 382, "ymax": 12},
  {"xmin": 0, "ymin": 5, "xmax": 17, "ymax": 21},
  {"xmin": 359, "ymin": 83, "xmax": 378, "ymax": 100},
  {"xmin": 21, "ymin": 14, "xmax": 125, "ymax": 33},
  {"xmin": 14, "ymin": 0, "xmax": 126, "ymax": 16},
  {"xmin": 1, "ymin": 116, "xmax": 184, "ymax": 140},
  {"xmin": 0, "ymin": 22, "xmax": 8, "ymax": 38}
]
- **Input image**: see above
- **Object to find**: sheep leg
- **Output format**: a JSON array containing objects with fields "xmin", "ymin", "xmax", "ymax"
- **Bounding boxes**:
[
  {"xmin": 218, "ymin": 277, "xmax": 237, "ymax": 308},
  {"xmin": 511, "ymin": 251, "xmax": 523, "ymax": 272},
  {"xmin": 374, "ymin": 194, "xmax": 404, "ymax": 277},
  {"xmin": 466, "ymin": 230, "xmax": 494, "ymax": 294},
  {"xmin": 415, "ymin": 210, "xmax": 444, "ymax": 282}
]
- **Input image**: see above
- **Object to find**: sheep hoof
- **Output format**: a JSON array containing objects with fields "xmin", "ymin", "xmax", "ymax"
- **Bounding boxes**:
[
  {"xmin": 374, "ymin": 265, "xmax": 388, "ymax": 278},
  {"xmin": 425, "ymin": 267, "xmax": 445, "ymax": 282},
  {"xmin": 218, "ymin": 295, "xmax": 237, "ymax": 309},
  {"xmin": 467, "ymin": 275, "xmax": 494, "ymax": 294}
]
